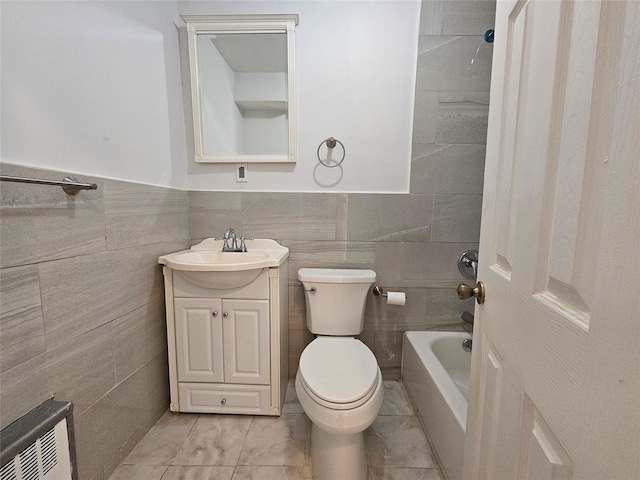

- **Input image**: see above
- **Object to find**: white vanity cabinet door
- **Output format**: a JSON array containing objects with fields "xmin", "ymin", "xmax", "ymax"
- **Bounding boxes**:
[
  {"xmin": 174, "ymin": 298, "xmax": 224, "ymax": 383},
  {"xmin": 222, "ymin": 299, "xmax": 270, "ymax": 385}
]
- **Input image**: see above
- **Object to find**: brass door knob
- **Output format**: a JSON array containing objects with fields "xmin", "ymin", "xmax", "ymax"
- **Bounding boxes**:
[{"xmin": 457, "ymin": 281, "xmax": 485, "ymax": 304}]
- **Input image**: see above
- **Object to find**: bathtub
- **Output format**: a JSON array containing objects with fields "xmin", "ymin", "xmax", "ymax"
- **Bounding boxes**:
[{"xmin": 401, "ymin": 331, "xmax": 472, "ymax": 480}]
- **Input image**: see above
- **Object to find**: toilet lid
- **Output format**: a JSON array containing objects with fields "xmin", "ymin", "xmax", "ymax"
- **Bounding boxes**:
[{"xmin": 298, "ymin": 337, "xmax": 379, "ymax": 406}]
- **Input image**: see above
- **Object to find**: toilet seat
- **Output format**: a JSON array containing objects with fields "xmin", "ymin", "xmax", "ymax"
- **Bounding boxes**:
[{"xmin": 298, "ymin": 337, "xmax": 380, "ymax": 410}]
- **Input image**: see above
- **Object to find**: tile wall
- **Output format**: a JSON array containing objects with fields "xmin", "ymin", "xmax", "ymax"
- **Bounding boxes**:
[{"xmin": 0, "ymin": 164, "xmax": 190, "ymax": 480}]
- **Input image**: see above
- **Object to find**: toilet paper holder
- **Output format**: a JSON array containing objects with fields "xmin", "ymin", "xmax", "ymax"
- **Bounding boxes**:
[
  {"xmin": 372, "ymin": 286, "xmax": 386, "ymax": 297},
  {"xmin": 372, "ymin": 286, "xmax": 407, "ymax": 299}
]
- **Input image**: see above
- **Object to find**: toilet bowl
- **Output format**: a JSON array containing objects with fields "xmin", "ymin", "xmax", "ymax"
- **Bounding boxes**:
[
  {"xmin": 296, "ymin": 337, "xmax": 383, "ymax": 480},
  {"xmin": 295, "ymin": 268, "xmax": 382, "ymax": 480}
]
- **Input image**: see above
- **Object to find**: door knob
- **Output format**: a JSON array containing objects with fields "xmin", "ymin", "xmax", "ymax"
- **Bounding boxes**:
[{"xmin": 457, "ymin": 281, "xmax": 485, "ymax": 305}]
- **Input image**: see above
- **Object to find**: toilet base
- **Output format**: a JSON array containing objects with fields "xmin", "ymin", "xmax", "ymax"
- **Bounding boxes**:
[{"xmin": 310, "ymin": 423, "xmax": 368, "ymax": 480}]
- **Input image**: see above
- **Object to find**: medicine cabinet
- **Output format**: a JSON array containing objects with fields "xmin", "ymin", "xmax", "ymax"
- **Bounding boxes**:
[{"xmin": 182, "ymin": 14, "xmax": 298, "ymax": 163}]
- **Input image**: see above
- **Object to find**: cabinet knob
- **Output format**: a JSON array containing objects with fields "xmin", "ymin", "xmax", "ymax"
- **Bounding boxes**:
[
  {"xmin": 221, "ymin": 398, "xmax": 227, "ymax": 405},
  {"xmin": 223, "ymin": 312, "xmax": 229, "ymax": 318},
  {"xmin": 212, "ymin": 311, "xmax": 218, "ymax": 317}
]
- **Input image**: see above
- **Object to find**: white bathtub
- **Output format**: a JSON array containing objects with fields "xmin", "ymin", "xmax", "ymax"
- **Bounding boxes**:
[{"xmin": 401, "ymin": 331, "xmax": 472, "ymax": 480}]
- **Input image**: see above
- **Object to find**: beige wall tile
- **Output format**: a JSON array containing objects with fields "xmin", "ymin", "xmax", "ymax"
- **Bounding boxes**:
[
  {"xmin": 436, "ymin": 92, "xmax": 490, "ymax": 145},
  {"xmin": 374, "ymin": 330, "xmax": 405, "ymax": 380},
  {"xmin": 0, "ymin": 265, "xmax": 45, "ymax": 373},
  {"xmin": 104, "ymin": 180, "xmax": 189, "ymax": 250},
  {"xmin": 242, "ymin": 193, "xmax": 342, "ymax": 241},
  {"xmin": 0, "ymin": 323, "xmax": 116, "ymax": 429},
  {"xmin": 288, "ymin": 285, "xmax": 306, "ymax": 330},
  {"xmin": 374, "ymin": 241, "xmax": 478, "ymax": 288},
  {"xmin": 410, "ymin": 143, "xmax": 486, "ymax": 194},
  {"xmin": 441, "ymin": 1, "xmax": 497, "ymax": 35},
  {"xmin": 419, "ymin": 0, "xmax": 445, "ymax": 35},
  {"xmin": 416, "ymin": 36, "xmax": 493, "ymax": 92},
  {"xmin": 74, "ymin": 352, "xmax": 168, "ymax": 480},
  {"xmin": 431, "ymin": 194, "xmax": 483, "ymax": 242},
  {"xmin": 347, "ymin": 194, "xmax": 433, "ymax": 242},
  {"xmin": 112, "ymin": 300, "xmax": 167, "ymax": 383},
  {"xmin": 188, "ymin": 191, "xmax": 242, "ymax": 240},
  {"xmin": 366, "ymin": 287, "xmax": 427, "ymax": 332},
  {"xmin": 284, "ymin": 240, "xmax": 375, "ymax": 285},
  {"xmin": 412, "ymin": 91, "xmax": 439, "ymax": 144},
  {"xmin": 0, "ymin": 165, "xmax": 105, "ymax": 268},
  {"xmin": 39, "ymin": 243, "xmax": 165, "ymax": 349}
]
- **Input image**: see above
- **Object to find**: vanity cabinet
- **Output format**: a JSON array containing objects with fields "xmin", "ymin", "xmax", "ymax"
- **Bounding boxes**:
[
  {"xmin": 160, "ymin": 262, "xmax": 288, "ymax": 416},
  {"xmin": 174, "ymin": 298, "xmax": 270, "ymax": 385}
]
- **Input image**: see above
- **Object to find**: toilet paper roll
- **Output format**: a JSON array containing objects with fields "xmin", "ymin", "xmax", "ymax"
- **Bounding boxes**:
[{"xmin": 386, "ymin": 291, "xmax": 406, "ymax": 306}]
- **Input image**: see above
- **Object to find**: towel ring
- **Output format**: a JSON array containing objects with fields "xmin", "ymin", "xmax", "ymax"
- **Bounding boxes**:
[{"xmin": 317, "ymin": 137, "xmax": 346, "ymax": 168}]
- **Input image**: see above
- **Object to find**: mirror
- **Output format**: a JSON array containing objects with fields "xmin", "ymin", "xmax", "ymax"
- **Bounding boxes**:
[{"xmin": 183, "ymin": 15, "xmax": 298, "ymax": 163}]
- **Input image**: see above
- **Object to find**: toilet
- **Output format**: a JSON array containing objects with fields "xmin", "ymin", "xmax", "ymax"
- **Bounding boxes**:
[{"xmin": 295, "ymin": 268, "xmax": 383, "ymax": 480}]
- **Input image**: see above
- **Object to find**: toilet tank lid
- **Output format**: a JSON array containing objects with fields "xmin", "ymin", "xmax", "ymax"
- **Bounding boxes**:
[{"xmin": 298, "ymin": 268, "xmax": 376, "ymax": 283}]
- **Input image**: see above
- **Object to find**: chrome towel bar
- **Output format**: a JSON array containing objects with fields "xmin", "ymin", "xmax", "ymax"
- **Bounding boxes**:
[{"xmin": 0, "ymin": 175, "xmax": 98, "ymax": 195}]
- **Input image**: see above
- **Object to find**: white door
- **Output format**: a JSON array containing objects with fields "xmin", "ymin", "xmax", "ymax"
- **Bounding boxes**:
[
  {"xmin": 174, "ymin": 298, "xmax": 224, "ymax": 383},
  {"xmin": 463, "ymin": 1, "xmax": 639, "ymax": 479},
  {"xmin": 222, "ymin": 299, "xmax": 270, "ymax": 385}
]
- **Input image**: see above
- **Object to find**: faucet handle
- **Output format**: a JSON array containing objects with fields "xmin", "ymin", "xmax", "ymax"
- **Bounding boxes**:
[{"xmin": 239, "ymin": 236, "xmax": 247, "ymax": 252}]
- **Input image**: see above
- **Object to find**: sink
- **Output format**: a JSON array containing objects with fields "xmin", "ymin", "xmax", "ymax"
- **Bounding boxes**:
[
  {"xmin": 159, "ymin": 238, "xmax": 289, "ymax": 289},
  {"xmin": 173, "ymin": 251, "xmax": 268, "ymax": 267}
]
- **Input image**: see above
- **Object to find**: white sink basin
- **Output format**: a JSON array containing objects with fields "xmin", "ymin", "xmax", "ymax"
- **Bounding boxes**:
[
  {"xmin": 159, "ymin": 238, "xmax": 289, "ymax": 289},
  {"xmin": 173, "ymin": 251, "xmax": 269, "ymax": 267}
]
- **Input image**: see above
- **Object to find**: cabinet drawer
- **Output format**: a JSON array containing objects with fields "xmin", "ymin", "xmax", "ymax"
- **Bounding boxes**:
[{"xmin": 178, "ymin": 383, "xmax": 271, "ymax": 415}]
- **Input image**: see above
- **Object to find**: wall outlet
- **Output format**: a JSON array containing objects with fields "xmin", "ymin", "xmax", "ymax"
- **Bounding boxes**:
[{"xmin": 236, "ymin": 163, "xmax": 248, "ymax": 183}]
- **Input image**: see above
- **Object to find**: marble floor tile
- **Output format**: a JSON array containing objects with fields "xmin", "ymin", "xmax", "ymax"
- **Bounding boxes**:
[
  {"xmin": 161, "ymin": 466, "xmax": 235, "ymax": 480},
  {"xmin": 365, "ymin": 416, "xmax": 434, "ymax": 468},
  {"xmin": 379, "ymin": 381, "xmax": 415, "ymax": 416},
  {"xmin": 237, "ymin": 414, "xmax": 310, "ymax": 467},
  {"xmin": 124, "ymin": 411, "xmax": 198, "ymax": 465},
  {"xmin": 172, "ymin": 415, "xmax": 253, "ymax": 466},
  {"xmin": 369, "ymin": 467, "xmax": 443, "ymax": 480},
  {"xmin": 232, "ymin": 465, "xmax": 307, "ymax": 480},
  {"xmin": 108, "ymin": 464, "xmax": 167, "ymax": 480},
  {"xmin": 110, "ymin": 380, "xmax": 445, "ymax": 480}
]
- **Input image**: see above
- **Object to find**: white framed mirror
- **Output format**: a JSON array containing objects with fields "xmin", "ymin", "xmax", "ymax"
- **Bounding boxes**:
[{"xmin": 182, "ymin": 14, "xmax": 298, "ymax": 164}]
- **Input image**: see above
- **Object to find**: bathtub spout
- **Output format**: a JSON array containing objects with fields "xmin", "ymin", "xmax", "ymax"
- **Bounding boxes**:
[{"xmin": 462, "ymin": 311, "xmax": 474, "ymax": 325}]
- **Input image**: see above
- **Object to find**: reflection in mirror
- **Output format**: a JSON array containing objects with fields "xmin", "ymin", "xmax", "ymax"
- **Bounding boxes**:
[
  {"xmin": 198, "ymin": 33, "xmax": 287, "ymax": 157},
  {"xmin": 183, "ymin": 15, "xmax": 298, "ymax": 164}
]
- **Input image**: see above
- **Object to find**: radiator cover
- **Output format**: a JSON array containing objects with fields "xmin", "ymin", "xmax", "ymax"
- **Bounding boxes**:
[{"xmin": 0, "ymin": 400, "xmax": 77, "ymax": 480}]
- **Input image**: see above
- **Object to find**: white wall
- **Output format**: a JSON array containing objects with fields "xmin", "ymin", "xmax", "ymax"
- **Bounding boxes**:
[
  {"xmin": 1, "ymin": 1, "xmax": 420, "ymax": 193},
  {"xmin": 1, "ymin": 1, "xmax": 188, "ymax": 189},
  {"xmin": 180, "ymin": 1, "xmax": 420, "ymax": 193}
]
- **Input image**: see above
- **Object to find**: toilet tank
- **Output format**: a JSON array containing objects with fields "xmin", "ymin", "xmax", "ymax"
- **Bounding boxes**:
[{"xmin": 298, "ymin": 268, "xmax": 376, "ymax": 335}]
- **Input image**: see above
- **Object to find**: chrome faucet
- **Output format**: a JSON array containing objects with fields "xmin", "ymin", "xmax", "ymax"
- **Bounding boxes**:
[
  {"xmin": 222, "ymin": 228, "xmax": 237, "ymax": 252},
  {"xmin": 222, "ymin": 228, "xmax": 248, "ymax": 252}
]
